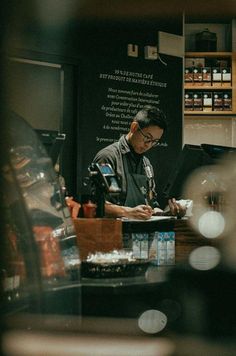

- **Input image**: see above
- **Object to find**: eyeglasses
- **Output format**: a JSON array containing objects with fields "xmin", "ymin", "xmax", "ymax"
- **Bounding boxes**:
[{"xmin": 137, "ymin": 126, "xmax": 160, "ymax": 147}]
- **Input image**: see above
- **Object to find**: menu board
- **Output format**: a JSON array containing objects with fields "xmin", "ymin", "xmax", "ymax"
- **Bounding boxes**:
[{"xmin": 77, "ymin": 55, "xmax": 183, "ymax": 206}]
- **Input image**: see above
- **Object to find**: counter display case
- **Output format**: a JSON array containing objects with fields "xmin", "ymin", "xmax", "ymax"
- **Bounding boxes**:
[{"xmin": 1, "ymin": 111, "xmax": 81, "ymax": 317}]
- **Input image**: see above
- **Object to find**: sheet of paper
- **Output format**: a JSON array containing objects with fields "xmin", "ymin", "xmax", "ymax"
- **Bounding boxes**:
[{"xmin": 121, "ymin": 216, "xmax": 175, "ymax": 222}]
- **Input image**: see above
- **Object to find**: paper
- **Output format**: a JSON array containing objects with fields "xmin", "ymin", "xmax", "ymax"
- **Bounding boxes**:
[{"xmin": 121, "ymin": 216, "xmax": 174, "ymax": 222}]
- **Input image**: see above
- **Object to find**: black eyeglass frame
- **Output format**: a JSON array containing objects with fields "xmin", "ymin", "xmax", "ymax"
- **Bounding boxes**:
[{"xmin": 137, "ymin": 125, "xmax": 161, "ymax": 147}]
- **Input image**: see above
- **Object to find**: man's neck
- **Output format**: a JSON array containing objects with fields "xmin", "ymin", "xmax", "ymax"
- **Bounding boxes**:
[
  {"xmin": 125, "ymin": 133, "xmax": 131, "ymax": 143},
  {"xmin": 125, "ymin": 137, "xmax": 143, "ymax": 161}
]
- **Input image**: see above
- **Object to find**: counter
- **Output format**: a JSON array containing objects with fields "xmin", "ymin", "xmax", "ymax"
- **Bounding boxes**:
[
  {"xmin": 74, "ymin": 216, "xmax": 219, "ymax": 263},
  {"xmin": 81, "ymin": 265, "xmax": 174, "ymax": 319},
  {"xmin": 74, "ymin": 217, "xmax": 220, "ymax": 323}
]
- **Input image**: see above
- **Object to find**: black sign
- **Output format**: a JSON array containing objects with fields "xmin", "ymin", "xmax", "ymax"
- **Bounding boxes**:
[{"xmin": 77, "ymin": 55, "xmax": 183, "ymax": 206}]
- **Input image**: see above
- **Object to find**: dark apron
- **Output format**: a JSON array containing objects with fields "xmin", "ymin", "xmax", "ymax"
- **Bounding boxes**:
[{"xmin": 123, "ymin": 154, "xmax": 148, "ymax": 207}]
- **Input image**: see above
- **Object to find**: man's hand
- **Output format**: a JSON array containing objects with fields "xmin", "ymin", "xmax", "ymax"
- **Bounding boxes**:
[
  {"xmin": 105, "ymin": 202, "xmax": 153, "ymax": 220},
  {"xmin": 125, "ymin": 204, "xmax": 153, "ymax": 220},
  {"xmin": 152, "ymin": 207, "xmax": 165, "ymax": 216},
  {"xmin": 168, "ymin": 198, "xmax": 186, "ymax": 218}
]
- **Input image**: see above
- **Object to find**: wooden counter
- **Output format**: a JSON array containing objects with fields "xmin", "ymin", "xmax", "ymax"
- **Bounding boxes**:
[
  {"xmin": 73, "ymin": 217, "xmax": 220, "ymax": 264},
  {"xmin": 73, "ymin": 218, "xmax": 123, "ymax": 260},
  {"xmin": 174, "ymin": 218, "xmax": 220, "ymax": 264},
  {"xmin": 74, "ymin": 217, "xmax": 222, "ymax": 327}
]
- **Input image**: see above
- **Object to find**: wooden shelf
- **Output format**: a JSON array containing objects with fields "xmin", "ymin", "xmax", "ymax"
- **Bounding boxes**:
[
  {"xmin": 185, "ymin": 52, "xmax": 233, "ymax": 58},
  {"xmin": 185, "ymin": 51, "xmax": 235, "ymax": 114},
  {"xmin": 185, "ymin": 85, "xmax": 232, "ymax": 90},
  {"xmin": 184, "ymin": 111, "xmax": 236, "ymax": 116}
]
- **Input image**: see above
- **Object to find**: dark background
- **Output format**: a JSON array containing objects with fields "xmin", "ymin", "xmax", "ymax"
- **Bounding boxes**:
[
  {"xmin": 78, "ymin": 54, "xmax": 183, "ymax": 207},
  {"xmin": 6, "ymin": 8, "xmax": 183, "ymax": 206}
]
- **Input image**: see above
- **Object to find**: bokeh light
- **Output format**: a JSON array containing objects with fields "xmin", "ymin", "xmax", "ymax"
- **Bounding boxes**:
[
  {"xmin": 138, "ymin": 309, "xmax": 167, "ymax": 334},
  {"xmin": 189, "ymin": 246, "xmax": 221, "ymax": 271},
  {"xmin": 198, "ymin": 211, "xmax": 225, "ymax": 238},
  {"xmin": 182, "ymin": 163, "xmax": 235, "ymax": 238}
]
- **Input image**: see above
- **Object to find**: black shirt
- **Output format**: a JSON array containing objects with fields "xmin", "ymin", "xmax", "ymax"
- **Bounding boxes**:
[{"xmin": 93, "ymin": 135, "xmax": 159, "ymax": 208}]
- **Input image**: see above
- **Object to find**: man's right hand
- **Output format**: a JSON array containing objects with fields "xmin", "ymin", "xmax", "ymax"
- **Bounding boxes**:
[
  {"xmin": 105, "ymin": 202, "xmax": 153, "ymax": 220},
  {"xmin": 124, "ymin": 204, "xmax": 153, "ymax": 220}
]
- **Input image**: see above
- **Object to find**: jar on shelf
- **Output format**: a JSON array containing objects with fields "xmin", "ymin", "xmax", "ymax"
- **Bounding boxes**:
[{"xmin": 195, "ymin": 28, "xmax": 217, "ymax": 52}]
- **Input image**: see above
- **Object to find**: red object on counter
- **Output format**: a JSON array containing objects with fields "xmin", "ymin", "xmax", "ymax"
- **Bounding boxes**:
[
  {"xmin": 33, "ymin": 226, "xmax": 66, "ymax": 278},
  {"xmin": 82, "ymin": 201, "xmax": 97, "ymax": 218}
]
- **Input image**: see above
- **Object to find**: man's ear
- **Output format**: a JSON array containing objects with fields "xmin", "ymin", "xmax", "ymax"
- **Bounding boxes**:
[{"xmin": 130, "ymin": 121, "xmax": 138, "ymax": 133}]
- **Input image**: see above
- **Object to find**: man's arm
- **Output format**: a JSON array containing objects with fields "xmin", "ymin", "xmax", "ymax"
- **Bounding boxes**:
[
  {"xmin": 105, "ymin": 201, "xmax": 153, "ymax": 220},
  {"xmin": 93, "ymin": 148, "xmax": 116, "ymax": 168}
]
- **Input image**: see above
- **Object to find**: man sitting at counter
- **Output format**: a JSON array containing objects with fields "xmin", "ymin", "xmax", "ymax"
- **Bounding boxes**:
[{"xmin": 92, "ymin": 105, "xmax": 186, "ymax": 220}]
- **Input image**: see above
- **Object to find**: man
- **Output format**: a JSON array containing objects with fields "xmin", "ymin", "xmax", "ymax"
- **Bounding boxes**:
[{"xmin": 93, "ymin": 105, "xmax": 185, "ymax": 220}]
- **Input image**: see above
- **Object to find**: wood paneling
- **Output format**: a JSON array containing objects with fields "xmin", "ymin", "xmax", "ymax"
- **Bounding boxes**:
[{"xmin": 174, "ymin": 219, "xmax": 221, "ymax": 263}]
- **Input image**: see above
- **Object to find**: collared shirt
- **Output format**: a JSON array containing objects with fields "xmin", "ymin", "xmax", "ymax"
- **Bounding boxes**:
[{"xmin": 93, "ymin": 135, "xmax": 159, "ymax": 208}]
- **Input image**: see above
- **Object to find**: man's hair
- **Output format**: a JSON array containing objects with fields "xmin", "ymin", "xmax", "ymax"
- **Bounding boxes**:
[{"xmin": 134, "ymin": 105, "xmax": 167, "ymax": 131}]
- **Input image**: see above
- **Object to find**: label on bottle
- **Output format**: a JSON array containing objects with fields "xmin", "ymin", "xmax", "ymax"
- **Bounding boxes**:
[
  {"xmin": 157, "ymin": 232, "xmax": 167, "ymax": 266},
  {"xmin": 166, "ymin": 232, "xmax": 175, "ymax": 265},
  {"xmin": 132, "ymin": 233, "xmax": 141, "ymax": 259},
  {"xmin": 149, "ymin": 232, "xmax": 158, "ymax": 263}
]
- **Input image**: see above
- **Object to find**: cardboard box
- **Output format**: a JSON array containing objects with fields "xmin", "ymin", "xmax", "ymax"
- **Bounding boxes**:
[
  {"xmin": 193, "ymin": 67, "xmax": 203, "ymax": 83},
  {"xmin": 223, "ymin": 91, "xmax": 232, "ymax": 111},
  {"xmin": 203, "ymin": 92, "xmax": 213, "ymax": 111},
  {"xmin": 193, "ymin": 92, "xmax": 203, "ymax": 110},
  {"xmin": 73, "ymin": 218, "xmax": 123, "ymax": 260},
  {"xmin": 202, "ymin": 67, "xmax": 212, "ymax": 84},
  {"xmin": 213, "ymin": 92, "xmax": 223, "ymax": 111},
  {"xmin": 221, "ymin": 67, "xmax": 231, "ymax": 85},
  {"xmin": 184, "ymin": 91, "xmax": 194, "ymax": 111},
  {"xmin": 185, "ymin": 67, "xmax": 193, "ymax": 83},
  {"xmin": 212, "ymin": 67, "xmax": 222, "ymax": 85},
  {"xmin": 185, "ymin": 57, "xmax": 205, "ymax": 67}
]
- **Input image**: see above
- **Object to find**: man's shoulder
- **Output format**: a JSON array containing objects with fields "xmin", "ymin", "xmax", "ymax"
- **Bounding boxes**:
[
  {"xmin": 98, "ymin": 141, "xmax": 120, "ymax": 154},
  {"xmin": 94, "ymin": 141, "xmax": 120, "ymax": 162}
]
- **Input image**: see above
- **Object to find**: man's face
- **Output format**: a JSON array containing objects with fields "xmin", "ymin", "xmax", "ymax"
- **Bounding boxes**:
[{"xmin": 129, "ymin": 123, "xmax": 164, "ymax": 154}]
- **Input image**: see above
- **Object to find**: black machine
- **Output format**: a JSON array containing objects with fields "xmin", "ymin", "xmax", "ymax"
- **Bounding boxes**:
[
  {"xmin": 201, "ymin": 143, "xmax": 236, "ymax": 161},
  {"xmin": 163, "ymin": 143, "xmax": 236, "ymax": 200},
  {"xmin": 88, "ymin": 163, "xmax": 121, "ymax": 217}
]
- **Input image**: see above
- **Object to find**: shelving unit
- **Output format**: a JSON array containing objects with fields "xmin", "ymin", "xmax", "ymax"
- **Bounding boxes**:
[{"xmin": 184, "ymin": 51, "xmax": 236, "ymax": 116}]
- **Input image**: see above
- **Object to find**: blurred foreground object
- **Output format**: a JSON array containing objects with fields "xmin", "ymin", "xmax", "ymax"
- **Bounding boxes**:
[
  {"xmin": 1, "ymin": 111, "xmax": 81, "ymax": 317},
  {"xmin": 183, "ymin": 152, "xmax": 236, "ymax": 269}
]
